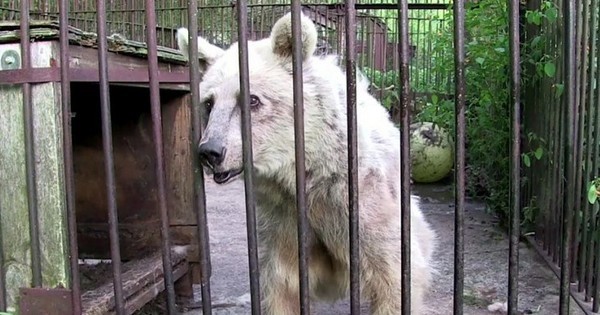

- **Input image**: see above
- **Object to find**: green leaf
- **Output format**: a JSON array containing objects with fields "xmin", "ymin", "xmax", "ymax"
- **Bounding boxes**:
[
  {"xmin": 555, "ymin": 84, "xmax": 565, "ymax": 98},
  {"xmin": 546, "ymin": 7, "xmax": 558, "ymax": 23},
  {"xmin": 535, "ymin": 147, "xmax": 543, "ymax": 160},
  {"xmin": 531, "ymin": 36, "xmax": 542, "ymax": 47},
  {"xmin": 523, "ymin": 154, "xmax": 531, "ymax": 167},
  {"xmin": 527, "ymin": 12, "xmax": 542, "ymax": 25},
  {"xmin": 588, "ymin": 183, "xmax": 598, "ymax": 204},
  {"xmin": 431, "ymin": 94, "xmax": 439, "ymax": 105},
  {"xmin": 476, "ymin": 57, "xmax": 485, "ymax": 65},
  {"xmin": 494, "ymin": 47, "xmax": 506, "ymax": 53},
  {"xmin": 526, "ymin": 12, "xmax": 535, "ymax": 25},
  {"xmin": 544, "ymin": 62, "xmax": 556, "ymax": 77}
]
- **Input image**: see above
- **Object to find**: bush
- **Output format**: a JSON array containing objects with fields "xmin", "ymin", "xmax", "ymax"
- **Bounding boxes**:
[{"xmin": 412, "ymin": 0, "xmax": 558, "ymax": 230}]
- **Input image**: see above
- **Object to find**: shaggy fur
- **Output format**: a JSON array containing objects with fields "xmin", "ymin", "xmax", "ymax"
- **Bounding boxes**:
[{"xmin": 176, "ymin": 12, "xmax": 437, "ymax": 315}]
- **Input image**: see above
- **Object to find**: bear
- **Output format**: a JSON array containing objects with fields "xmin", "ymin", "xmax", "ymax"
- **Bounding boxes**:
[{"xmin": 176, "ymin": 12, "xmax": 437, "ymax": 315}]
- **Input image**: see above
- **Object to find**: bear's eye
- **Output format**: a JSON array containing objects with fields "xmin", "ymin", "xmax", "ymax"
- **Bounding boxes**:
[
  {"xmin": 249, "ymin": 95, "xmax": 261, "ymax": 107},
  {"xmin": 203, "ymin": 98, "xmax": 213, "ymax": 114}
]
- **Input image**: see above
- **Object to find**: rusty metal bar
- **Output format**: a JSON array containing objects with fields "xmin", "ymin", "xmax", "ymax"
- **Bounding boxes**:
[
  {"xmin": 59, "ymin": 0, "xmax": 82, "ymax": 312},
  {"xmin": 235, "ymin": 1, "xmax": 261, "ymax": 314},
  {"xmin": 397, "ymin": 0, "xmax": 412, "ymax": 313},
  {"xmin": 128, "ymin": 3, "xmax": 449, "ymax": 10},
  {"xmin": 550, "ymin": 27, "xmax": 563, "ymax": 265},
  {"xmin": 584, "ymin": 1, "xmax": 599, "ymax": 298},
  {"xmin": 571, "ymin": 0, "xmax": 588, "ymax": 283},
  {"xmin": 579, "ymin": 0, "xmax": 596, "ymax": 294},
  {"xmin": 144, "ymin": 1, "xmax": 178, "ymax": 313},
  {"xmin": 344, "ymin": 0, "xmax": 360, "ymax": 314},
  {"xmin": 0, "ymin": 204, "xmax": 5, "ymax": 311},
  {"xmin": 186, "ymin": 1, "xmax": 213, "ymax": 314},
  {"xmin": 507, "ymin": 0, "xmax": 521, "ymax": 310},
  {"xmin": 592, "ymin": 22, "xmax": 600, "ymax": 312},
  {"xmin": 290, "ymin": 1, "xmax": 310, "ymax": 314},
  {"xmin": 559, "ymin": 0, "xmax": 577, "ymax": 312},
  {"xmin": 452, "ymin": 0, "xmax": 466, "ymax": 311},
  {"xmin": 20, "ymin": 0, "xmax": 43, "ymax": 288},
  {"xmin": 96, "ymin": 0, "xmax": 126, "ymax": 313}
]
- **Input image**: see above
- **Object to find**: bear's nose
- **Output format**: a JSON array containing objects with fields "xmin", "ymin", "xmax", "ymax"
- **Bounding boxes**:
[{"xmin": 198, "ymin": 139, "xmax": 226, "ymax": 168}]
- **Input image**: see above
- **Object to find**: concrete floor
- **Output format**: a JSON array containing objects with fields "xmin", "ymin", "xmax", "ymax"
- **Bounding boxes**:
[{"xmin": 138, "ymin": 178, "xmax": 587, "ymax": 315}]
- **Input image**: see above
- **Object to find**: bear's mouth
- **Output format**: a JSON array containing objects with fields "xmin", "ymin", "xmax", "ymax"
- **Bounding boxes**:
[{"xmin": 213, "ymin": 168, "xmax": 243, "ymax": 184}]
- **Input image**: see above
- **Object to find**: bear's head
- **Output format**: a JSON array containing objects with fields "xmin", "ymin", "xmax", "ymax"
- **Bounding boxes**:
[{"xmin": 177, "ymin": 12, "xmax": 345, "ymax": 185}]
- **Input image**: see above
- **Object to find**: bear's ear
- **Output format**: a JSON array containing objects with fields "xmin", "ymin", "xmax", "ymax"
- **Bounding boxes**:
[
  {"xmin": 270, "ymin": 12, "xmax": 318, "ymax": 62},
  {"xmin": 176, "ymin": 27, "xmax": 224, "ymax": 65}
]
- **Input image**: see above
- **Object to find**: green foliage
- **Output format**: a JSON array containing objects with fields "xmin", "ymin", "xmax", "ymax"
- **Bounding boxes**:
[
  {"xmin": 522, "ymin": 132, "xmax": 547, "ymax": 168},
  {"xmin": 362, "ymin": 68, "xmax": 400, "ymax": 110},
  {"xmin": 588, "ymin": 178, "xmax": 600, "ymax": 205},
  {"xmin": 415, "ymin": 95, "xmax": 454, "ymax": 130},
  {"xmin": 410, "ymin": 0, "xmax": 559, "ymax": 229}
]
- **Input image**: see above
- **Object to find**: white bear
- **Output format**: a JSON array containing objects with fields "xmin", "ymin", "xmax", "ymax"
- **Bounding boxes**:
[{"xmin": 176, "ymin": 12, "xmax": 437, "ymax": 315}]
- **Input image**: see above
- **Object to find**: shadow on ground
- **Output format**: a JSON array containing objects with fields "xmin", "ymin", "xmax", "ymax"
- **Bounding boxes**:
[{"xmin": 137, "ymin": 179, "xmax": 584, "ymax": 315}]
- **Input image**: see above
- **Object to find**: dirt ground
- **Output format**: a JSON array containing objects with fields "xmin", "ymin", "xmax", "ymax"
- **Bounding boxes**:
[{"xmin": 133, "ymin": 178, "xmax": 586, "ymax": 315}]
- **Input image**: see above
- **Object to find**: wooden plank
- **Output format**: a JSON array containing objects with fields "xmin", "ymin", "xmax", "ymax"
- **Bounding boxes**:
[
  {"xmin": 75, "ymin": 225, "xmax": 200, "ymax": 265},
  {"xmin": 81, "ymin": 246, "xmax": 189, "ymax": 315},
  {"xmin": 0, "ymin": 41, "xmax": 70, "ymax": 312},
  {"xmin": 120, "ymin": 261, "xmax": 189, "ymax": 315},
  {"xmin": 163, "ymin": 93, "xmax": 196, "ymax": 225},
  {"xmin": 0, "ymin": 84, "xmax": 32, "ymax": 312},
  {"xmin": 33, "ymin": 81, "xmax": 70, "ymax": 289},
  {"xmin": 0, "ymin": 20, "xmax": 188, "ymax": 65},
  {"xmin": 67, "ymin": 44, "xmax": 189, "ymax": 82}
]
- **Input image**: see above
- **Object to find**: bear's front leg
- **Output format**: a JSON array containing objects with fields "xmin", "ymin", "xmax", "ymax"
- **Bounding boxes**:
[
  {"xmin": 257, "ymin": 211, "xmax": 303, "ymax": 315},
  {"xmin": 259, "ymin": 246, "xmax": 301, "ymax": 315}
]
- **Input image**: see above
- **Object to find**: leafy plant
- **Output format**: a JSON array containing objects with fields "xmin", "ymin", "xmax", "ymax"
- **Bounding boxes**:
[
  {"xmin": 412, "ymin": 0, "xmax": 559, "ymax": 229},
  {"xmin": 588, "ymin": 178, "xmax": 600, "ymax": 205},
  {"xmin": 522, "ymin": 132, "xmax": 547, "ymax": 168},
  {"xmin": 363, "ymin": 68, "xmax": 400, "ymax": 111}
]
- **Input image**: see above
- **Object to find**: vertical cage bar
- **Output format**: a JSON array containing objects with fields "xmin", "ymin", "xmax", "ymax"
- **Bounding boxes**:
[
  {"xmin": 59, "ymin": 0, "xmax": 82, "ymax": 312},
  {"xmin": 344, "ymin": 0, "xmax": 360, "ymax": 314},
  {"xmin": 96, "ymin": 0, "xmax": 125, "ymax": 313},
  {"xmin": 143, "ymin": 1, "xmax": 178, "ymax": 313},
  {"xmin": 592, "ymin": 27, "xmax": 600, "ymax": 312},
  {"xmin": 452, "ymin": 0, "xmax": 466, "ymax": 311},
  {"xmin": 548, "ymin": 3, "xmax": 560, "ymax": 261},
  {"xmin": 551, "ymin": 39, "xmax": 563, "ymax": 265},
  {"xmin": 580, "ymin": 0, "xmax": 596, "ymax": 294},
  {"xmin": 187, "ymin": 0, "xmax": 214, "ymax": 314},
  {"xmin": 590, "ymin": 4, "xmax": 600, "ymax": 302},
  {"xmin": 571, "ymin": 0, "xmax": 588, "ymax": 283},
  {"xmin": 290, "ymin": 1, "xmax": 310, "ymax": 314},
  {"xmin": 397, "ymin": 0, "xmax": 412, "ymax": 313},
  {"xmin": 236, "ymin": 1, "xmax": 262, "ymax": 314},
  {"xmin": 0, "ymin": 204, "xmax": 5, "ymax": 311},
  {"xmin": 20, "ymin": 0, "xmax": 43, "ymax": 288},
  {"xmin": 559, "ymin": 0, "xmax": 577, "ymax": 312},
  {"xmin": 507, "ymin": 0, "xmax": 521, "ymax": 311}
]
